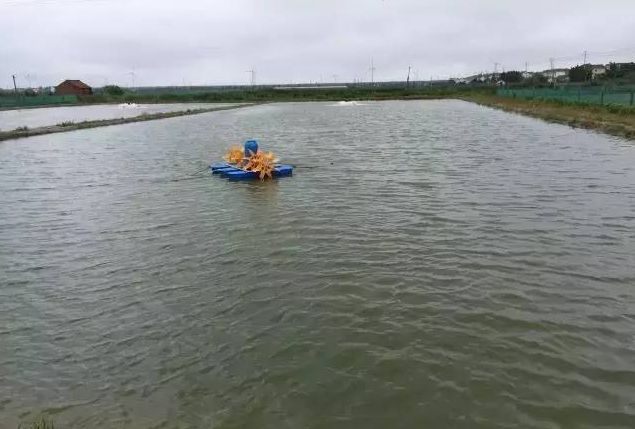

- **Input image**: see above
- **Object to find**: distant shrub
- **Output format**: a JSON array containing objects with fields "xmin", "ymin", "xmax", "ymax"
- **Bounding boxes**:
[
  {"xmin": 15, "ymin": 126, "xmax": 28, "ymax": 131},
  {"xmin": 57, "ymin": 121, "xmax": 74, "ymax": 127},
  {"xmin": 103, "ymin": 85, "xmax": 124, "ymax": 96}
]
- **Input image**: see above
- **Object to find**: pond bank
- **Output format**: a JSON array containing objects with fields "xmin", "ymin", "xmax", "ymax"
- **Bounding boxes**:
[
  {"xmin": 3, "ymin": 96, "xmax": 634, "ymax": 142},
  {"xmin": 0, "ymin": 103, "xmax": 254, "ymax": 141},
  {"xmin": 462, "ymin": 94, "xmax": 635, "ymax": 140}
]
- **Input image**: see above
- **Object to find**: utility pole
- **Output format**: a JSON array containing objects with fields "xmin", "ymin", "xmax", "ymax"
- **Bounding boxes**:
[
  {"xmin": 525, "ymin": 62, "xmax": 528, "ymax": 73},
  {"xmin": 12, "ymin": 74, "xmax": 21, "ymax": 106},
  {"xmin": 369, "ymin": 58, "xmax": 376, "ymax": 86},
  {"xmin": 583, "ymin": 50, "xmax": 587, "ymax": 65},
  {"xmin": 549, "ymin": 57, "xmax": 555, "ymax": 87},
  {"xmin": 406, "ymin": 65, "xmax": 411, "ymax": 88}
]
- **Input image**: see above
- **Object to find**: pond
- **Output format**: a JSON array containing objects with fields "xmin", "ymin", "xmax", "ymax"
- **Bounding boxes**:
[{"xmin": 1, "ymin": 100, "xmax": 634, "ymax": 428}]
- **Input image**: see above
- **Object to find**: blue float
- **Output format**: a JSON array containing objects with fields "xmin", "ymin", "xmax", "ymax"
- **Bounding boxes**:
[{"xmin": 210, "ymin": 163, "xmax": 293, "ymax": 181}]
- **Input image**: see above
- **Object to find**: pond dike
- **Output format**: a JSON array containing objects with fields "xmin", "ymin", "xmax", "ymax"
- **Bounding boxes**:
[{"xmin": 0, "ymin": 103, "xmax": 255, "ymax": 141}]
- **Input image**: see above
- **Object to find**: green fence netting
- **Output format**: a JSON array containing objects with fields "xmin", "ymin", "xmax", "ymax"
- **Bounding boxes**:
[
  {"xmin": 0, "ymin": 95, "xmax": 78, "ymax": 108},
  {"xmin": 497, "ymin": 87, "xmax": 635, "ymax": 107}
]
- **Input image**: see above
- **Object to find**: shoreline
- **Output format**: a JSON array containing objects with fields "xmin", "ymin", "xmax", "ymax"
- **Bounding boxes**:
[
  {"xmin": 0, "ymin": 103, "xmax": 255, "ymax": 141},
  {"xmin": 2, "ymin": 96, "xmax": 634, "ymax": 142},
  {"xmin": 0, "ymin": 99, "xmax": 240, "ymax": 112},
  {"xmin": 460, "ymin": 94, "xmax": 635, "ymax": 140}
]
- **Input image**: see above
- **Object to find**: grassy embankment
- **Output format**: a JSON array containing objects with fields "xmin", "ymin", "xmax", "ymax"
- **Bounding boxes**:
[
  {"xmin": 81, "ymin": 86, "xmax": 473, "ymax": 104},
  {"xmin": 0, "ymin": 103, "xmax": 252, "ymax": 142},
  {"xmin": 0, "ymin": 86, "xmax": 476, "ymax": 141},
  {"xmin": 84, "ymin": 86, "xmax": 635, "ymax": 139},
  {"xmin": 462, "ymin": 92, "xmax": 635, "ymax": 139},
  {"xmin": 3, "ymin": 86, "xmax": 634, "ymax": 140}
]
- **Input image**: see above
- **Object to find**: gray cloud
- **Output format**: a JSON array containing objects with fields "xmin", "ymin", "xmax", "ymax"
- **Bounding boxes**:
[{"xmin": 1, "ymin": 0, "xmax": 634, "ymax": 88}]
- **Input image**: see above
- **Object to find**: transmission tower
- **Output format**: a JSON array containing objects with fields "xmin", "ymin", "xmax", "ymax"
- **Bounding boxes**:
[{"xmin": 246, "ymin": 68, "xmax": 256, "ymax": 86}]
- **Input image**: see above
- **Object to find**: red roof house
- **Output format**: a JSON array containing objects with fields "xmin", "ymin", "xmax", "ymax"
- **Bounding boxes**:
[{"xmin": 55, "ymin": 80, "xmax": 92, "ymax": 96}]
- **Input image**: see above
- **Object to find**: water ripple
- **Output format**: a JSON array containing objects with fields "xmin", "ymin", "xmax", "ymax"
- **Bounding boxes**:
[{"xmin": 1, "ymin": 101, "xmax": 635, "ymax": 428}]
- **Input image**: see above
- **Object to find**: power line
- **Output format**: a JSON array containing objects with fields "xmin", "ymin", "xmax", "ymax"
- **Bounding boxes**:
[
  {"xmin": 550, "ymin": 46, "xmax": 635, "ymax": 63},
  {"xmin": 586, "ymin": 46, "xmax": 635, "ymax": 56}
]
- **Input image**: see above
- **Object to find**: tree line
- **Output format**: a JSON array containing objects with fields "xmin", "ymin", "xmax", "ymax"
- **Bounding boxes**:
[{"xmin": 499, "ymin": 62, "xmax": 635, "ymax": 84}]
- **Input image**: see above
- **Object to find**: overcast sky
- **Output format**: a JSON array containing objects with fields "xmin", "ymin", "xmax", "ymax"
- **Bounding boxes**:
[{"xmin": 2, "ymin": 0, "xmax": 635, "ymax": 88}]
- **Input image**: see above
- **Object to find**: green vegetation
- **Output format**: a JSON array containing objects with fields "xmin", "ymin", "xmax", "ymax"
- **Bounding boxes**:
[
  {"xmin": 102, "ymin": 85, "xmax": 125, "ymax": 96},
  {"xmin": 80, "ymin": 85, "xmax": 492, "ymax": 105},
  {"xmin": 569, "ymin": 65, "xmax": 592, "ymax": 82},
  {"xmin": 606, "ymin": 62, "xmax": 635, "ymax": 82},
  {"xmin": 499, "ymin": 71, "xmax": 522, "ymax": 83},
  {"xmin": 527, "ymin": 73, "xmax": 548, "ymax": 85},
  {"xmin": 3, "ymin": 84, "xmax": 634, "ymax": 141},
  {"xmin": 463, "ymin": 92, "xmax": 635, "ymax": 139},
  {"xmin": 18, "ymin": 415, "xmax": 54, "ymax": 429}
]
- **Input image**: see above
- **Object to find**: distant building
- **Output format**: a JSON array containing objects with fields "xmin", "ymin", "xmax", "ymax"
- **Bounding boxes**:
[
  {"xmin": 542, "ymin": 68, "xmax": 569, "ymax": 83},
  {"xmin": 458, "ymin": 74, "xmax": 489, "ymax": 84},
  {"xmin": 590, "ymin": 64, "xmax": 606, "ymax": 79},
  {"xmin": 451, "ymin": 77, "xmax": 469, "ymax": 84},
  {"xmin": 55, "ymin": 80, "xmax": 92, "ymax": 96},
  {"xmin": 521, "ymin": 71, "xmax": 534, "ymax": 79},
  {"xmin": 611, "ymin": 62, "xmax": 635, "ymax": 71}
]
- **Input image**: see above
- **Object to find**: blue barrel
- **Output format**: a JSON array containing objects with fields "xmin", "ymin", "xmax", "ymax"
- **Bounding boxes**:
[{"xmin": 244, "ymin": 140, "xmax": 259, "ymax": 157}]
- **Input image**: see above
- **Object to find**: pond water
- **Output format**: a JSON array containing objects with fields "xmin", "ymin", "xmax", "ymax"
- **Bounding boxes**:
[
  {"xmin": 1, "ymin": 100, "xmax": 634, "ymax": 428},
  {"xmin": 0, "ymin": 103, "xmax": 235, "ymax": 131}
]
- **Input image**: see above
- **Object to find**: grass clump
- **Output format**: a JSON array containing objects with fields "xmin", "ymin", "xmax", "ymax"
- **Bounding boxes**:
[{"xmin": 18, "ymin": 416, "xmax": 55, "ymax": 429}]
